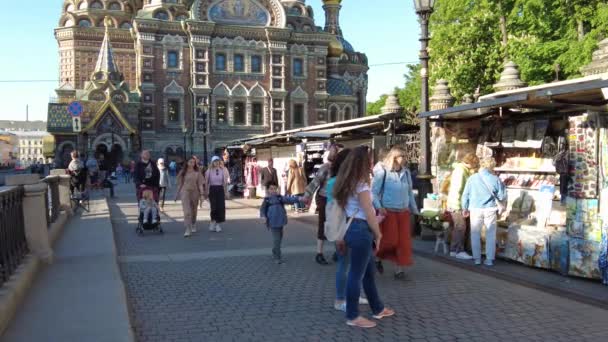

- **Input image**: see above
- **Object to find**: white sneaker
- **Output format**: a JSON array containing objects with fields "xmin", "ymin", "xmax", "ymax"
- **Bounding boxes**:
[
  {"xmin": 456, "ymin": 252, "xmax": 473, "ymax": 260},
  {"xmin": 334, "ymin": 302, "xmax": 346, "ymax": 312},
  {"xmin": 215, "ymin": 224, "xmax": 222, "ymax": 232},
  {"xmin": 358, "ymin": 297, "xmax": 368, "ymax": 305},
  {"xmin": 208, "ymin": 222, "xmax": 216, "ymax": 232},
  {"xmin": 191, "ymin": 225, "xmax": 198, "ymax": 233},
  {"xmin": 474, "ymin": 259, "xmax": 482, "ymax": 265},
  {"xmin": 484, "ymin": 260, "xmax": 494, "ymax": 266},
  {"xmin": 184, "ymin": 229, "xmax": 191, "ymax": 238},
  {"xmin": 450, "ymin": 252, "xmax": 457, "ymax": 257}
]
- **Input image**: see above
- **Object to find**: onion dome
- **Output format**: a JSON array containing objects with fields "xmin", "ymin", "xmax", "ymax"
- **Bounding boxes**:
[
  {"xmin": 328, "ymin": 35, "xmax": 344, "ymax": 57},
  {"xmin": 60, "ymin": 0, "xmax": 137, "ymax": 29}
]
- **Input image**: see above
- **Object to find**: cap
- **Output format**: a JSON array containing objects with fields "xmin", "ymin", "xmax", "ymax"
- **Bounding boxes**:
[{"xmin": 211, "ymin": 156, "xmax": 221, "ymax": 163}]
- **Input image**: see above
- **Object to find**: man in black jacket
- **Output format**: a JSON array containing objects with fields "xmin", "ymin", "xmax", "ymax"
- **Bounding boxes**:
[
  {"xmin": 260, "ymin": 158, "xmax": 278, "ymax": 192},
  {"xmin": 134, "ymin": 150, "xmax": 160, "ymax": 201}
]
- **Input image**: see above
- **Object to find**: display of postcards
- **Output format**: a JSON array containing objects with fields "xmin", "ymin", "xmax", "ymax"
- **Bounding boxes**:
[
  {"xmin": 568, "ymin": 238, "xmax": 601, "ymax": 279},
  {"xmin": 600, "ymin": 227, "xmax": 608, "ymax": 285},
  {"xmin": 567, "ymin": 114, "xmax": 598, "ymax": 198},
  {"xmin": 566, "ymin": 198, "xmax": 601, "ymax": 241},
  {"xmin": 549, "ymin": 231, "xmax": 569, "ymax": 275},
  {"xmin": 499, "ymin": 173, "xmax": 557, "ymax": 189},
  {"xmin": 504, "ymin": 228, "xmax": 550, "ymax": 269}
]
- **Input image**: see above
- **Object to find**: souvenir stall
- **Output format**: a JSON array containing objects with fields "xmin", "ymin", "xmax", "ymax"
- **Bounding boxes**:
[{"xmin": 419, "ymin": 71, "xmax": 608, "ymax": 284}]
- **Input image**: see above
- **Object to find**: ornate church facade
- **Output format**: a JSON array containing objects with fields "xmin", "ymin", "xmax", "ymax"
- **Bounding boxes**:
[{"xmin": 47, "ymin": 0, "xmax": 368, "ymax": 166}]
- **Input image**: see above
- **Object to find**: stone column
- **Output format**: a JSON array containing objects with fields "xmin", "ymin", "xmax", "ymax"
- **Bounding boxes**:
[
  {"xmin": 5, "ymin": 174, "xmax": 54, "ymax": 264},
  {"xmin": 50, "ymin": 169, "xmax": 72, "ymax": 214}
]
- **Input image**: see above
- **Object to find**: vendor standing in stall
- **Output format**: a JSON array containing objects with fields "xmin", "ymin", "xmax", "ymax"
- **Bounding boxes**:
[{"xmin": 447, "ymin": 153, "xmax": 479, "ymax": 260}]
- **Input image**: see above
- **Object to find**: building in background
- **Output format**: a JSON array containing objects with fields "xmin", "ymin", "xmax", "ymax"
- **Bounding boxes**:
[
  {"xmin": 47, "ymin": 0, "xmax": 368, "ymax": 167},
  {"xmin": 0, "ymin": 131, "xmax": 19, "ymax": 166},
  {"xmin": 0, "ymin": 120, "xmax": 47, "ymax": 132},
  {"xmin": 12, "ymin": 131, "xmax": 51, "ymax": 167}
]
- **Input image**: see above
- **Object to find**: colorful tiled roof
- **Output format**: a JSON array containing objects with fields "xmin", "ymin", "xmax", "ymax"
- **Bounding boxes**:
[
  {"xmin": 327, "ymin": 78, "xmax": 354, "ymax": 96},
  {"xmin": 47, "ymin": 104, "xmax": 73, "ymax": 133}
]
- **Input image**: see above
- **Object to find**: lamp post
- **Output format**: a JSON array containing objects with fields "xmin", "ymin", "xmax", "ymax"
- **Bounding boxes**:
[
  {"xmin": 413, "ymin": 0, "xmax": 435, "ymax": 202},
  {"xmin": 196, "ymin": 102, "xmax": 210, "ymax": 167},
  {"xmin": 182, "ymin": 126, "xmax": 188, "ymax": 161}
]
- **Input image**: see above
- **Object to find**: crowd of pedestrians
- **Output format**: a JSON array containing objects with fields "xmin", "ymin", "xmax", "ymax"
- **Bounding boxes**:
[{"xmin": 72, "ymin": 145, "xmax": 505, "ymax": 330}]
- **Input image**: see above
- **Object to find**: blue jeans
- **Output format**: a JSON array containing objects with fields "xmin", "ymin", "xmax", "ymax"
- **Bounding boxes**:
[
  {"xmin": 344, "ymin": 219, "xmax": 384, "ymax": 320},
  {"xmin": 335, "ymin": 245, "xmax": 350, "ymax": 301}
]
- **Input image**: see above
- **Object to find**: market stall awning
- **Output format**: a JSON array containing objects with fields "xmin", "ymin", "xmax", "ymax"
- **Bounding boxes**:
[
  {"xmin": 292, "ymin": 122, "xmax": 382, "ymax": 139},
  {"xmin": 418, "ymin": 93, "xmax": 529, "ymax": 120},
  {"xmin": 419, "ymin": 74, "xmax": 608, "ymax": 121}
]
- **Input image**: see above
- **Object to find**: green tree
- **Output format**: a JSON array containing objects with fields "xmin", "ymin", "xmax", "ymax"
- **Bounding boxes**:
[
  {"xmin": 366, "ymin": 95, "xmax": 387, "ymax": 116},
  {"xmin": 427, "ymin": 0, "xmax": 608, "ymax": 101}
]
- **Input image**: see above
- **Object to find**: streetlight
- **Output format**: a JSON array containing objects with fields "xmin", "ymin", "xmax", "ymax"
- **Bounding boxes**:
[
  {"xmin": 196, "ymin": 102, "xmax": 209, "ymax": 167},
  {"xmin": 413, "ymin": 0, "xmax": 435, "ymax": 202},
  {"xmin": 182, "ymin": 126, "xmax": 188, "ymax": 161}
]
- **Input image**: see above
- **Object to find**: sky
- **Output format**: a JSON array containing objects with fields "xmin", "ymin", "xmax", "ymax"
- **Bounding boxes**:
[{"xmin": 0, "ymin": 0, "xmax": 421, "ymax": 122}]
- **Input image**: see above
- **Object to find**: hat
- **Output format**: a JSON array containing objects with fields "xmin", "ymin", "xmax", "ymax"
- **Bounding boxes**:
[
  {"xmin": 157, "ymin": 158, "xmax": 165, "ymax": 164},
  {"xmin": 211, "ymin": 156, "xmax": 221, "ymax": 163}
]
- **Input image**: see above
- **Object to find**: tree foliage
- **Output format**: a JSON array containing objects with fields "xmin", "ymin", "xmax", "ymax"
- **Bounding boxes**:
[
  {"xmin": 368, "ymin": 0, "xmax": 608, "ymax": 112},
  {"xmin": 367, "ymin": 64, "xmax": 420, "ymax": 124},
  {"xmin": 429, "ymin": 0, "xmax": 608, "ymax": 101}
]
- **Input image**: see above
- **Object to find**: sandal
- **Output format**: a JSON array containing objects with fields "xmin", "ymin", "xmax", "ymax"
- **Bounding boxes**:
[
  {"xmin": 346, "ymin": 317, "xmax": 377, "ymax": 328},
  {"xmin": 376, "ymin": 260, "xmax": 384, "ymax": 274},
  {"xmin": 315, "ymin": 253, "xmax": 329, "ymax": 265},
  {"xmin": 373, "ymin": 308, "xmax": 395, "ymax": 320}
]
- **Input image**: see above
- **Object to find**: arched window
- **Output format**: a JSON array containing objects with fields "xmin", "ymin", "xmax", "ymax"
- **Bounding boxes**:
[
  {"xmin": 293, "ymin": 104, "xmax": 304, "ymax": 127},
  {"xmin": 344, "ymin": 107, "xmax": 351, "ymax": 121},
  {"xmin": 78, "ymin": 19, "xmax": 92, "ymax": 27},
  {"xmin": 330, "ymin": 107, "xmax": 338, "ymax": 122},
  {"xmin": 109, "ymin": 2, "xmax": 121, "ymax": 10},
  {"xmin": 90, "ymin": 1, "xmax": 103, "ymax": 9},
  {"xmin": 78, "ymin": 2, "xmax": 87, "ymax": 10},
  {"xmin": 64, "ymin": 19, "xmax": 74, "ymax": 27},
  {"xmin": 154, "ymin": 10, "xmax": 169, "ymax": 20},
  {"xmin": 66, "ymin": 3, "xmax": 75, "ymax": 12},
  {"xmin": 176, "ymin": 14, "xmax": 188, "ymax": 21},
  {"xmin": 120, "ymin": 22, "xmax": 132, "ymax": 29}
]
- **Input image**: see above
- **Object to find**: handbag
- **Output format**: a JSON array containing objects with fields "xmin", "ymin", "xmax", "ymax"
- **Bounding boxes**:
[
  {"xmin": 479, "ymin": 174, "xmax": 506, "ymax": 215},
  {"xmin": 324, "ymin": 200, "xmax": 358, "ymax": 242}
]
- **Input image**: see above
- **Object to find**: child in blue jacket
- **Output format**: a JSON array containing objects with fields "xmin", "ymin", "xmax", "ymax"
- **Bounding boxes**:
[{"xmin": 260, "ymin": 182, "xmax": 302, "ymax": 264}]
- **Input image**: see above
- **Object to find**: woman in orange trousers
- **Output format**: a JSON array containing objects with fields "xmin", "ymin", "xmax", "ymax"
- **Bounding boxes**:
[{"xmin": 371, "ymin": 146, "xmax": 419, "ymax": 279}]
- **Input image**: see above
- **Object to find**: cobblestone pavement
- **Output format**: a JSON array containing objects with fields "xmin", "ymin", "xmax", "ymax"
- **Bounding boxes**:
[{"xmin": 110, "ymin": 184, "xmax": 607, "ymax": 342}]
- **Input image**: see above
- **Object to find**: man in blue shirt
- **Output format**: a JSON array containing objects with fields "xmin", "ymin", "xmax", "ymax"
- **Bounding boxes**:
[{"xmin": 461, "ymin": 157, "xmax": 506, "ymax": 266}]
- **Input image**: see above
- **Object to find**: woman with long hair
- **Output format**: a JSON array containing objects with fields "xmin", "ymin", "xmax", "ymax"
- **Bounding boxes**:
[
  {"xmin": 372, "ymin": 146, "xmax": 419, "ymax": 279},
  {"xmin": 333, "ymin": 146, "xmax": 394, "ymax": 328},
  {"xmin": 176, "ymin": 157, "xmax": 206, "ymax": 237},
  {"xmin": 205, "ymin": 156, "xmax": 230, "ymax": 232},
  {"xmin": 286, "ymin": 159, "xmax": 306, "ymax": 212}
]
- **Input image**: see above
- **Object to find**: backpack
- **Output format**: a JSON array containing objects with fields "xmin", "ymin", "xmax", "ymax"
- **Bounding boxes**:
[
  {"xmin": 262, "ymin": 195, "xmax": 284, "ymax": 224},
  {"xmin": 324, "ymin": 200, "xmax": 358, "ymax": 242}
]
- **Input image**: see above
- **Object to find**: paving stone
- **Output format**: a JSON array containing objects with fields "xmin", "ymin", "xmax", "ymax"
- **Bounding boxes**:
[{"xmin": 107, "ymin": 183, "xmax": 608, "ymax": 342}]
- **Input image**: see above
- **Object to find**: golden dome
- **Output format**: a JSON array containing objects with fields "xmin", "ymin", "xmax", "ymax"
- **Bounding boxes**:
[
  {"xmin": 328, "ymin": 35, "xmax": 344, "ymax": 57},
  {"xmin": 323, "ymin": 0, "xmax": 342, "ymax": 4}
]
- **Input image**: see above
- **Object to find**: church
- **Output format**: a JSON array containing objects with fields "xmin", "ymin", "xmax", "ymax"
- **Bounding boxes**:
[{"xmin": 47, "ymin": 0, "xmax": 368, "ymax": 167}]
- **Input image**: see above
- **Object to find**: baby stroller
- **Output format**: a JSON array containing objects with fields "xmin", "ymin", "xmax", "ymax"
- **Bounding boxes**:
[{"xmin": 136, "ymin": 186, "xmax": 163, "ymax": 235}]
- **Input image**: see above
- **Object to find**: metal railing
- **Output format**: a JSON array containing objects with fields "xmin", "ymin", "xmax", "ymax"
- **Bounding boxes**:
[
  {"xmin": 0, "ymin": 186, "xmax": 27, "ymax": 287},
  {"xmin": 43, "ymin": 176, "xmax": 60, "ymax": 227}
]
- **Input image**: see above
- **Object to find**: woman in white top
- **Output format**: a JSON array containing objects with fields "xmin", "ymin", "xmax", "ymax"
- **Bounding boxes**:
[{"xmin": 333, "ymin": 146, "xmax": 395, "ymax": 329}]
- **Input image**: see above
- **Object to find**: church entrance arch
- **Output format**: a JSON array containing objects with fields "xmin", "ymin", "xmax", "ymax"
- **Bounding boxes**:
[{"xmin": 93, "ymin": 133, "xmax": 127, "ymax": 171}]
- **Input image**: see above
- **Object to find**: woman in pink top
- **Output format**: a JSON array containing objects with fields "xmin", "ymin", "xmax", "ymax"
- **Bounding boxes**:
[{"xmin": 205, "ymin": 156, "xmax": 230, "ymax": 232}]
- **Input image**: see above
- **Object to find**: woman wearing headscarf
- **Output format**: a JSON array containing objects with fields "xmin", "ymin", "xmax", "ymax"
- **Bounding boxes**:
[{"xmin": 205, "ymin": 156, "xmax": 230, "ymax": 232}]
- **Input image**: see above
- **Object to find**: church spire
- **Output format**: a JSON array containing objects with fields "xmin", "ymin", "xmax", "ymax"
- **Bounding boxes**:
[
  {"xmin": 92, "ymin": 17, "xmax": 123, "ymax": 83},
  {"xmin": 322, "ymin": 0, "xmax": 342, "ymax": 36}
]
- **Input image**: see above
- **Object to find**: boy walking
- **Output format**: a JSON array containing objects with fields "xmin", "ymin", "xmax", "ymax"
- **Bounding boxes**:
[{"xmin": 260, "ymin": 182, "xmax": 302, "ymax": 264}]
